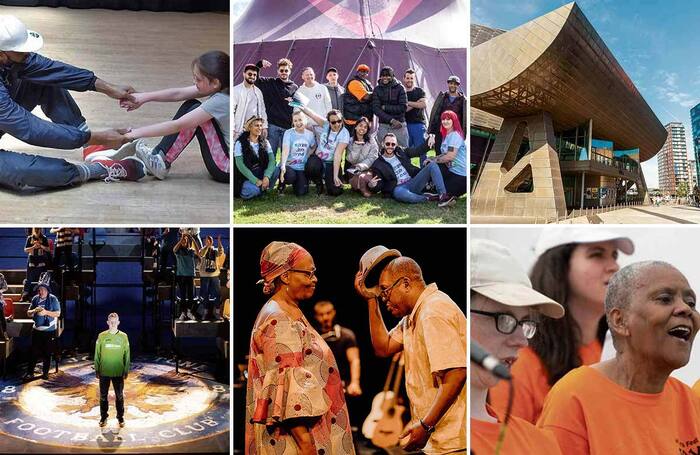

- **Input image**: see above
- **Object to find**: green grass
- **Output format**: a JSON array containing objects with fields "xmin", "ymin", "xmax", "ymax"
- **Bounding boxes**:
[{"xmin": 234, "ymin": 187, "xmax": 467, "ymax": 224}]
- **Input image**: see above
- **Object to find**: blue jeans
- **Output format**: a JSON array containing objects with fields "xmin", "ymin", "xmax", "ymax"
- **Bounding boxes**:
[
  {"xmin": 240, "ymin": 166, "xmax": 280, "ymax": 199},
  {"xmin": 392, "ymin": 161, "xmax": 446, "ymax": 203},
  {"xmin": 0, "ymin": 150, "xmax": 82, "ymax": 191},
  {"xmin": 407, "ymin": 122, "xmax": 427, "ymax": 165},
  {"xmin": 198, "ymin": 276, "xmax": 221, "ymax": 309},
  {"xmin": 267, "ymin": 124, "xmax": 287, "ymax": 158}
]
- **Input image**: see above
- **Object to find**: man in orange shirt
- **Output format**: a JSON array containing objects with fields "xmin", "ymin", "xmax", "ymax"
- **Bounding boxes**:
[
  {"xmin": 342, "ymin": 64, "xmax": 373, "ymax": 131},
  {"xmin": 470, "ymin": 239, "xmax": 564, "ymax": 455},
  {"xmin": 538, "ymin": 261, "xmax": 700, "ymax": 454}
]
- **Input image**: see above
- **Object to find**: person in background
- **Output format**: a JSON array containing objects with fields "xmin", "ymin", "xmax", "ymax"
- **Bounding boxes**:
[
  {"xmin": 233, "ymin": 63, "xmax": 267, "ymax": 143},
  {"xmin": 373, "ymin": 66, "xmax": 408, "ymax": 148},
  {"xmin": 24, "ymin": 272, "xmax": 60, "ymax": 380},
  {"xmin": 256, "ymin": 58, "xmax": 298, "ymax": 156},
  {"xmin": 403, "ymin": 69, "xmax": 427, "ymax": 161},
  {"xmin": 324, "ymin": 67, "xmax": 345, "ymax": 112},
  {"xmin": 22, "ymin": 228, "xmax": 51, "ymax": 301},
  {"xmin": 174, "ymin": 233, "xmax": 198, "ymax": 321},
  {"xmin": 489, "ymin": 228, "xmax": 634, "ymax": 423},
  {"xmin": 198, "ymin": 235, "xmax": 226, "ymax": 321},
  {"xmin": 428, "ymin": 76, "xmax": 466, "ymax": 152},
  {"xmin": 342, "ymin": 64, "xmax": 373, "ymax": 132},
  {"xmin": 295, "ymin": 66, "xmax": 332, "ymax": 140}
]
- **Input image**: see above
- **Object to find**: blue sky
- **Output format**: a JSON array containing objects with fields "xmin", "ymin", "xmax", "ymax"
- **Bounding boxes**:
[{"xmin": 472, "ymin": 0, "xmax": 700, "ymax": 188}]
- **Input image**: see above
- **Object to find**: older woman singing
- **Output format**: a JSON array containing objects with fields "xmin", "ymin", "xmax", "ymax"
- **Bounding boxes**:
[
  {"xmin": 538, "ymin": 261, "xmax": 700, "ymax": 454},
  {"xmin": 245, "ymin": 241, "xmax": 355, "ymax": 455}
]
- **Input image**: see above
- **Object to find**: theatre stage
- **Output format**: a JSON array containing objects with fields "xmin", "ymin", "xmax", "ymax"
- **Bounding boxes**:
[{"xmin": 0, "ymin": 356, "xmax": 229, "ymax": 453}]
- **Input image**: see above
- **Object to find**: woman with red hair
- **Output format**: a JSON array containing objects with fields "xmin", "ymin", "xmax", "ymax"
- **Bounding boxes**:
[
  {"xmin": 427, "ymin": 110, "xmax": 466, "ymax": 197},
  {"xmin": 245, "ymin": 241, "xmax": 355, "ymax": 454}
]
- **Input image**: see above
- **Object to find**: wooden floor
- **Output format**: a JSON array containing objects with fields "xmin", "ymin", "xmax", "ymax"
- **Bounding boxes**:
[{"xmin": 0, "ymin": 7, "xmax": 230, "ymax": 224}]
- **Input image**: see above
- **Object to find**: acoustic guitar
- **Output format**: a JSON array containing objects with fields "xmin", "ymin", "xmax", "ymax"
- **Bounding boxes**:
[
  {"xmin": 361, "ymin": 352, "xmax": 399, "ymax": 439},
  {"xmin": 371, "ymin": 353, "xmax": 406, "ymax": 448}
]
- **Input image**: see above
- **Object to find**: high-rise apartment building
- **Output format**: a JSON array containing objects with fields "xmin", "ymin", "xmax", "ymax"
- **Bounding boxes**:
[{"xmin": 657, "ymin": 122, "xmax": 688, "ymax": 195}]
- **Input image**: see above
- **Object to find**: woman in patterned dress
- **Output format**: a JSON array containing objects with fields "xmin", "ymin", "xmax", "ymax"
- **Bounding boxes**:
[{"xmin": 245, "ymin": 241, "xmax": 355, "ymax": 455}]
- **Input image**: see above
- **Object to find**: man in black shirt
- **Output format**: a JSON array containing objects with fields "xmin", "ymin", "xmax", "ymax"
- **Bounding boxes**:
[
  {"xmin": 428, "ymin": 75, "xmax": 467, "ymax": 152},
  {"xmin": 403, "ymin": 69, "xmax": 428, "ymax": 164},
  {"xmin": 23, "ymin": 228, "xmax": 51, "ymax": 301},
  {"xmin": 255, "ymin": 58, "xmax": 298, "ymax": 158}
]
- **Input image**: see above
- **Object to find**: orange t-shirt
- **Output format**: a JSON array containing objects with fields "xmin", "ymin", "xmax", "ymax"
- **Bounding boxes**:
[
  {"xmin": 694, "ymin": 379, "xmax": 700, "ymax": 397},
  {"xmin": 538, "ymin": 366, "xmax": 700, "ymax": 455},
  {"xmin": 471, "ymin": 405, "xmax": 562, "ymax": 455},
  {"xmin": 489, "ymin": 340, "xmax": 601, "ymax": 424}
]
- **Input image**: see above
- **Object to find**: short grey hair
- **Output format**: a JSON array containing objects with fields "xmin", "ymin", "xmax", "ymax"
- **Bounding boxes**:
[{"xmin": 605, "ymin": 261, "xmax": 679, "ymax": 337}]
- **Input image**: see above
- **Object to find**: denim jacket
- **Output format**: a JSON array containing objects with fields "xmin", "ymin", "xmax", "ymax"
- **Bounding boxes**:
[{"xmin": 0, "ymin": 53, "xmax": 96, "ymax": 148}]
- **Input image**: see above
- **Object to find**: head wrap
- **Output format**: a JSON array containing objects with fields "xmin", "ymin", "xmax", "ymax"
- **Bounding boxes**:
[
  {"xmin": 440, "ymin": 110, "xmax": 464, "ymax": 139},
  {"xmin": 257, "ymin": 241, "xmax": 310, "ymax": 294}
]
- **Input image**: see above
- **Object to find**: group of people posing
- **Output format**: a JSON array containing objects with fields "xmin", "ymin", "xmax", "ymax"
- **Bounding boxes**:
[
  {"xmin": 0, "ymin": 15, "xmax": 230, "ymax": 192},
  {"xmin": 233, "ymin": 58, "xmax": 467, "ymax": 206},
  {"xmin": 471, "ymin": 227, "xmax": 700, "ymax": 454}
]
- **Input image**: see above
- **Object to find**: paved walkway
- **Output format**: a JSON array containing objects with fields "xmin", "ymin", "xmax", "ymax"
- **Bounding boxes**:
[{"xmin": 558, "ymin": 205, "xmax": 700, "ymax": 224}]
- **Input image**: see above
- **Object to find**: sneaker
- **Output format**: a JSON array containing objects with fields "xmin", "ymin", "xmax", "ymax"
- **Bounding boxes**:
[
  {"xmin": 85, "ymin": 141, "xmax": 138, "ymax": 162},
  {"xmin": 95, "ymin": 157, "xmax": 147, "ymax": 182},
  {"xmin": 82, "ymin": 145, "xmax": 110, "ymax": 160},
  {"xmin": 135, "ymin": 140, "xmax": 169, "ymax": 180},
  {"xmin": 437, "ymin": 194, "xmax": 456, "ymax": 208},
  {"xmin": 423, "ymin": 192, "xmax": 440, "ymax": 202},
  {"xmin": 177, "ymin": 312, "xmax": 187, "ymax": 322},
  {"xmin": 99, "ymin": 418, "xmax": 107, "ymax": 428},
  {"xmin": 118, "ymin": 418, "xmax": 125, "ymax": 428}
]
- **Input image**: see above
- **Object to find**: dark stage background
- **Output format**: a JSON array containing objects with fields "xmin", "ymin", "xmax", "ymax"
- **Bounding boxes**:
[
  {"xmin": 0, "ymin": 0, "xmax": 228, "ymax": 12},
  {"xmin": 0, "ymin": 227, "xmax": 230, "ymax": 360},
  {"xmin": 233, "ymin": 227, "xmax": 466, "ymax": 450}
]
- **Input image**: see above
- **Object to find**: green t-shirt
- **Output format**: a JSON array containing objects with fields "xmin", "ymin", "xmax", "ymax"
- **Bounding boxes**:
[{"xmin": 94, "ymin": 330, "xmax": 130, "ymax": 377}]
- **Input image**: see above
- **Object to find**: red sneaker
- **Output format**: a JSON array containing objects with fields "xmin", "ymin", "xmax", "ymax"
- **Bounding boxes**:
[{"xmin": 94, "ymin": 157, "xmax": 147, "ymax": 182}]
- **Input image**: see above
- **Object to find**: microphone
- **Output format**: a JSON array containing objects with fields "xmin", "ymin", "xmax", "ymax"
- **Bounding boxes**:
[{"xmin": 470, "ymin": 341, "xmax": 511, "ymax": 380}]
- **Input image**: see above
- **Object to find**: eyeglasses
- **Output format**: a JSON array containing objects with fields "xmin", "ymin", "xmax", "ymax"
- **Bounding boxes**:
[
  {"xmin": 384, "ymin": 142, "xmax": 397, "ymax": 147},
  {"xmin": 329, "ymin": 119, "xmax": 343, "ymax": 125},
  {"xmin": 470, "ymin": 309, "xmax": 538, "ymax": 339},
  {"xmin": 289, "ymin": 267, "xmax": 316, "ymax": 279},
  {"xmin": 379, "ymin": 276, "xmax": 405, "ymax": 302}
]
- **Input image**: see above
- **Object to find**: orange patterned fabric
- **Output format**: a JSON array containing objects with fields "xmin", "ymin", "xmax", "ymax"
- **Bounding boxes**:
[
  {"xmin": 257, "ymin": 241, "xmax": 310, "ymax": 294},
  {"xmin": 245, "ymin": 300, "xmax": 355, "ymax": 454}
]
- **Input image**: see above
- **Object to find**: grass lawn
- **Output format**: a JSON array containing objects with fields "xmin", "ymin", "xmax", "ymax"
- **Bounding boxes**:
[{"xmin": 234, "ymin": 186, "xmax": 467, "ymax": 224}]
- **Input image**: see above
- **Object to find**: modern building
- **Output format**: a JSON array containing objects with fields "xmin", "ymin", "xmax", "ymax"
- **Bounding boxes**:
[
  {"xmin": 688, "ymin": 158, "xmax": 697, "ymax": 191},
  {"xmin": 470, "ymin": 2, "xmax": 667, "ymax": 220},
  {"xmin": 690, "ymin": 103, "xmax": 700, "ymax": 187},
  {"xmin": 657, "ymin": 122, "xmax": 689, "ymax": 196}
]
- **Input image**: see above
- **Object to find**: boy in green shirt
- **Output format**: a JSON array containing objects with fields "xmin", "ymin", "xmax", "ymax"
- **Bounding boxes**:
[{"xmin": 94, "ymin": 312, "xmax": 130, "ymax": 428}]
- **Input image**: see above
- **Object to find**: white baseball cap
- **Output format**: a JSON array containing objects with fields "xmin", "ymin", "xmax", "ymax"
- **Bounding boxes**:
[
  {"xmin": 534, "ymin": 227, "xmax": 634, "ymax": 257},
  {"xmin": 0, "ymin": 15, "xmax": 43, "ymax": 53},
  {"xmin": 471, "ymin": 239, "xmax": 564, "ymax": 318}
]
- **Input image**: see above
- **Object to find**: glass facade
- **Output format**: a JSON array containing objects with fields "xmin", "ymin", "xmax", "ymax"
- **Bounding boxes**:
[{"xmin": 690, "ymin": 103, "xmax": 700, "ymax": 187}]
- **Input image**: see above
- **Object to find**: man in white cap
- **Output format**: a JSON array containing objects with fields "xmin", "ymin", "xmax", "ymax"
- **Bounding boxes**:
[
  {"xmin": 470, "ymin": 238, "xmax": 564, "ymax": 454},
  {"xmin": 24, "ymin": 272, "xmax": 60, "ymax": 380},
  {"xmin": 354, "ymin": 246, "xmax": 466, "ymax": 454},
  {"xmin": 0, "ymin": 15, "xmax": 146, "ymax": 190}
]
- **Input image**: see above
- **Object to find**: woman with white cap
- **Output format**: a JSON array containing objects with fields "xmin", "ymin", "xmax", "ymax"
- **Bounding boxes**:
[
  {"xmin": 489, "ymin": 227, "xmax": 634, "ymax": 424},
  {"xmin": 470, "ymin": 238, "xmax": 563, "ymax": 454}
]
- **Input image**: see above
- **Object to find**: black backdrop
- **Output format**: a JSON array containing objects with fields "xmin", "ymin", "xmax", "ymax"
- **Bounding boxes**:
[
  {"xmin": 232, "ymin": 227, "xmax": 466, "ymax": 446},
  {"xmin": 0, "ymin": 0, "xmax": 228, "ymax": 11}
]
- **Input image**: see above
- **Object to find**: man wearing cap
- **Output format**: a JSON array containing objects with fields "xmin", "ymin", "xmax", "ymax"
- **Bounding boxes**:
[
  {"xmin": 428, "ymin": 75, "xmax": 466, "ymax": 152},
  {"xmin": 233, "ymin": 63, "xmax": 267, "ymax": 143},
  {"xmin": 0, "ymin": 15, "xmax": 135, "ymax": 151},
  {"xmin": 256, "ymin": 58, "xmax": 298, "ymax": 156},
  {"xmin": 24, "ymin": 272, "xmax": 60, "ymax": 380},
  {"xmin": 470, "ymin": 239, "xmax": 564, "ymax": 454},
  {"xmin": 342, "ymin": 64, "xmax": 374, "ymax": 131},
  {"xmin": 95, "ymin": 312, "xmax": 130, "ymax": 428},
  {"xmin": 354, "ymin": 246, "xmax": 466, "ymax": 454},
  {"xmin": 373, "ymin": 66, "xmax": 409, "ymax": 148},
  {"xmin": 324, "ymin": 67, "xmax": 345, "ymax": 112}
]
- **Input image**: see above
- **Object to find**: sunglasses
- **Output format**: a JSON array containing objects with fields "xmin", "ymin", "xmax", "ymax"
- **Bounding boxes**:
[
  {"xmin": 329, "ymin": 119, "xmax": 343, "ymax": 125},
  {"xmin": 279, "ymin": 68, "xmax": 290, "ymax": 73},
  {"xmin": 384, "ymin": 142, "xmax": 397, "ymax": 146}
]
